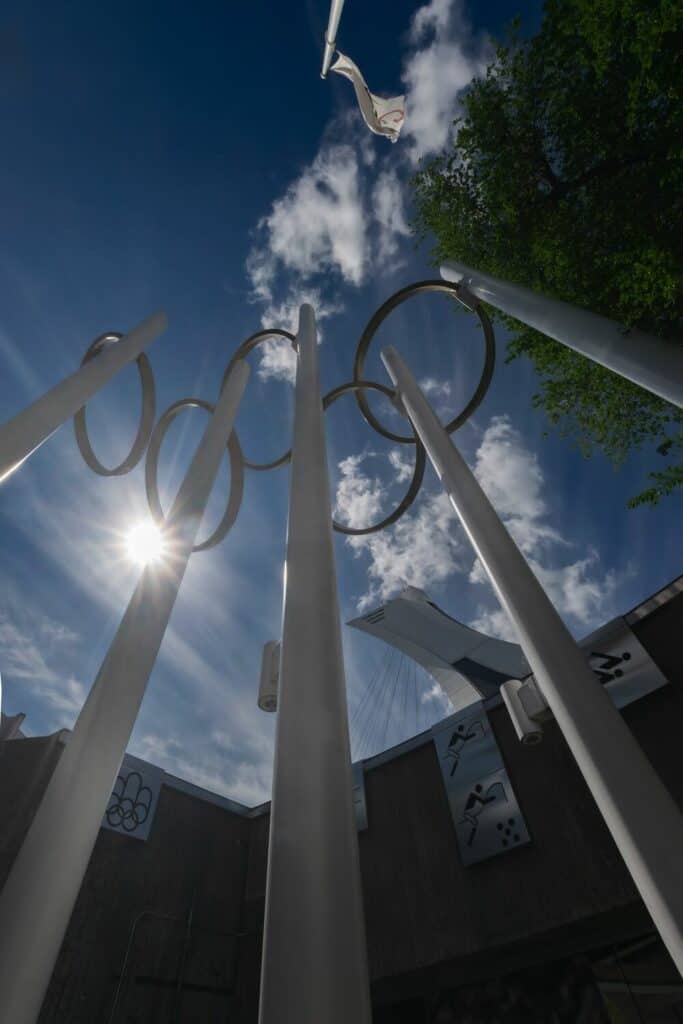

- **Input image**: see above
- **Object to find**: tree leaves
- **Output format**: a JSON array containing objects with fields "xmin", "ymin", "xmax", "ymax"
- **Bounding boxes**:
[{"xmin": 411, "ymin": 0, "xmax": 683, "ymax": 507}]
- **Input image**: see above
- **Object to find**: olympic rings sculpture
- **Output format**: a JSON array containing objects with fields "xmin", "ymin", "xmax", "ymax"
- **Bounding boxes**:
[{"xmin": 72, "ymin": 281, "xmax": 495, "ymax": 549}]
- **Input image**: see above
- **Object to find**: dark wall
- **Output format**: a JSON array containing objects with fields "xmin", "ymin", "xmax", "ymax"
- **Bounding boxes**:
[
  {"xmin": 9, "ymin": 767, "xmax": 252, "ymax": 1023},
  {"xmin": 242, "ymin": 593, "xmax": 683, "ymax": 1002},
  {"xmin": 1, "ymin": 592, "xmax": 681, "ymax": 1020},
  {"xmin": 0, "ymin": 734, "xmax": 255, "ymax": 1022},
  {"xmin": 632, "ymin": 590, "xmax": 683, "ymax": 687},
  {"xmin": 358, "ymin": 595, "xmax": 683, "ymax": 993},
  {"xmin": 0, "ymin": 732, "xmax": 62, "ymax": 891}
]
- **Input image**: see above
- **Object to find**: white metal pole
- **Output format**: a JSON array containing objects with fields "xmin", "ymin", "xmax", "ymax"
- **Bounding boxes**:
[
  {"xmin": 382, "ymin": 344, "xmax": 683, "ymax": 975},
  {"xmin": 0, "ymin": 361, "xmax": 249, "ymax": 1024},
  {"xmin": 0, "ymin": 311, "xmax": 168, "ymax": 483},
  {"xmin": 321, "ymin": 0, "xmax": 346, "ymax": 78},
  {"xmin": 441, "ymin": 260, "xmax": 683, "ymax": 409},
  {"xmin": 259, "ymin": 306, "xmax": 372, "ymax": 1023}
]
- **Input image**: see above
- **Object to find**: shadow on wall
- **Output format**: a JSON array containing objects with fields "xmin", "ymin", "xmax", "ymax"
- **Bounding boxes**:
[{"xmin": 428, "ymin": 958, "xmax": 608, "ymax": 1023}]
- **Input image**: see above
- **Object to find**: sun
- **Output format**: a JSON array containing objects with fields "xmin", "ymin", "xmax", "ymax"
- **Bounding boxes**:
[{"xmin": 126, "ymin": 520, "xmax": 166, "ymax": 566}]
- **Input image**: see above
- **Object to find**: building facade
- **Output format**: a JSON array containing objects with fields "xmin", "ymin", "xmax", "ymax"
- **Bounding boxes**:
[{"xmin": 1, "ymin": 578, "xmax": 682, "ymax": 1022}]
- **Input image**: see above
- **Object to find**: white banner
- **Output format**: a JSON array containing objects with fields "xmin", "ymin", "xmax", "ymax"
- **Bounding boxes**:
[{"xmin": 330, "ymin": 52, "xmax": 405, "ymax": 142}]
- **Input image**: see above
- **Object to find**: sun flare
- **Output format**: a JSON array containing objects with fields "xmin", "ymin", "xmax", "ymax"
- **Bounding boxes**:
[{"xmin": 126, "ymin": 520, "xmax": 165, "ymax": 566}]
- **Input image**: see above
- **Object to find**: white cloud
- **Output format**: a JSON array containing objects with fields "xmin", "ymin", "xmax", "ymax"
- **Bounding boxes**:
[
  {"xmin": 533, "ymin": 553, "xmax": 622, "ymax": 627},
  {"xmin": 135, "ymin": 730, "xmax": 272, "ymax": 806},
  {"xmin": 420, "ymin": 376, "xmax": 452, "ymax": 399},
  {"xmin": 471, "ymin": 415, "xmax": 564, "ymax": 555},
  {"xmin": 421, "ymin": 679, "xmax": 454, "ymax": 714},
  {"xmin": 468, "ymin": 416, "xmax": 625, "ymax": 639},
  {"xmin": 468, "ymin": 606, "xmax": 519, "ymax": 643},
  {"xmin": 469, "ymin": 554, "xmax": 624, "ymax": 644},
  {"xmin": 256, "ymin": 289, "xmax": 343, "ymax": 383},
  {"xmin": 410, "ymin": 0, "xmax": 455, "ymax": 40},
  {"xmin": 0, "ymin": 611, "xmax": 86, "ymax": 724},
  {"xmin": 251, "ymin": 143, "xmax": 367, "ymax": 292},
  {"xmin": 388, "ymin": 449, "xmax": 413, "ymax": 483},
  {"xmin": 245, "ymin": 140, "xmax": 370, "ymax": 380},
  {"xmin": 353, "ymin": 490, "xmax": 463, "ymax": 611},
  {"xmin": 402, "ymin": 0, "xmax": 491, "ymax": 164},
  {"xmin": 335, "ymin": 453, "xmax": 386, "ymax": 529},
  {"xmin": 334, "ymin": 451, "xmax": 464, "ymax": 611},
  {"xmin": 335, "ymin": 416, "xmax": 625, "ymax": 640},
  {"xmin": 419, "ymin": 376, "xmax": 455, "ymax": 416},
  {"xmin": 371, "ymin": 169, "xmax": 411, "ymax": 261},
  {"xmin": 0, "ymin": 616, "xmax": 56, "ymax": 682},
  {"xmin": 252, "ymin": 335, "xmax": 297, "ymax": 385},
  {"xmin": 245, "ymin": 137, "xmax": 413, "ymax": 326}
]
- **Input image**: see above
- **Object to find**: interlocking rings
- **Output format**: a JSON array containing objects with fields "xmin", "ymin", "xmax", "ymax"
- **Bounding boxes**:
[
  {"xmin": 74, "ymin": 333, "xmax": 156, "ymax": 476},
  {"xmin": 323, "ymin": 381, "xmax": 426, "ymax": 536},
  {"xmin": 74, "ymin": 281, "xmax": 496, "ymax": 551},
  {"xmin": 353, "ymin": 280, "xmax": 495, "ymax": 444},
  {"xmin": 145, "ymin": 398, "xmax": 244, "ymax": 552},
  {"xmin": 222, "ymin": 328, "xmax": 297, "ymax": 471}
]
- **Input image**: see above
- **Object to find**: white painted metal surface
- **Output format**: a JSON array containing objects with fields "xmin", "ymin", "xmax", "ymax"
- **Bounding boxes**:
[
  {"xmin": 441, "ymin": 260, "xmax": 683, "ymax": 409},
  {"xmin": 0, "ymin": 311, "xmax": 168, "ymax": 483},
  {"xmin": 0, "ymin": 361, "xmax": 248, "ymax": 1024},
  {"xmin": 321, "ymin": 0, "xmax": 346, "ymax": 77},
  {"xmin": 382, "ymin": 343, "xmax": 683, "ymax": 974},
  {"xmin": 349, "ymin": 585, "xmax": 528, "ymax": 711},
  {"xmin": 351, "ymin": 586, "xmax": 668, "ymax": 717},
  {"xmin": 259, "ymin": 306, "xmax": 372, "ymax": 1024}
]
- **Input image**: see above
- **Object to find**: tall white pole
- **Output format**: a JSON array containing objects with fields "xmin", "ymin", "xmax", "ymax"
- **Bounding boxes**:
[
  {"xmin": 382, "ymin": 344, "xmax": 683, "ymax": 975},
  {"xmin": 441, "ymin": 260, "xmax": 683, "ymax": 409},
  {"xmin": 321, "ymin": 0, "xmax": 346, "ymax": 78},
  {"xmin": 0, "ymin": 361, "xmax": 249, "ymax": 1024},
  {"xmin": 259, "ymin": 306, "xmax": 372, "ymax": 1024},
  {"xmin": 0, "ymin": 311, "xmax": 168, "ymax": 483}
]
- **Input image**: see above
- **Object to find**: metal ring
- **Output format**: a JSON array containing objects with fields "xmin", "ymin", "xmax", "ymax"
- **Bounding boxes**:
[
  {"xmin": 145, "ymin": 398, "xmax": 244, "ymax": 552},
  {"xmin": 222, "ymin": 328, "xmax": 297, "ymax": 472},
  {"xmin": 353, "ymin": 280, "xmax": 495, "ymax": 444},
  {"xmin": 323, "ymin": 381, "xmax": 426, "ymax": 536},
  {"xmin": 74, "ymin": 333, "xmax": 156, "ymax": 476}
]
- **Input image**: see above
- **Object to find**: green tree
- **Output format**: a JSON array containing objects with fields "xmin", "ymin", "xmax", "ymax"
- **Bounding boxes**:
[{"xmin": 412, "ymin": 0, "xmax": 683, "ymax": 507}]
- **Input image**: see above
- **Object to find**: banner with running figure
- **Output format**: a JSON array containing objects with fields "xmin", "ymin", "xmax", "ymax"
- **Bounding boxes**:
[{"xmin": 432, "ymin": 703, "xmax": 531, "ymax": 866}]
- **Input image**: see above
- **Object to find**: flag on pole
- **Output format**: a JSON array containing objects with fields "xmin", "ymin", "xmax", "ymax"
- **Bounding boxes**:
[
  {"xmin": 321, "ymin": 0, "xmax": 346, "ymax": 78},
  {"xmin": 330, "ymin": 52, "xmax": 406, "ymax": 143}
]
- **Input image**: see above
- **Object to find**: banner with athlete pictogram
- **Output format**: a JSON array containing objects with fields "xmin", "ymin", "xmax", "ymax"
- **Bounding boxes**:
[{"xmin": 432, "ymin": 704, "xmax": 532, "ymax": 866}]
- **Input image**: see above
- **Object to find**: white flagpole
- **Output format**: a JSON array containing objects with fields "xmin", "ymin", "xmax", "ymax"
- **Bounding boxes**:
[
  {"xmin": 382, "ymin": 343, "xmax": 683, "ymax": 974},
  {"xmin": 0, "ymin": 361, "xmax": 249, "ymax": 1024},
  {"xmin": 441, "ymin": 260, "xmax": 683, "ymax": 410},
  {"xmin": 321, "ymin": 0, "xmax": 346, "ymax": 78},
  {"xmin": 0, "ymin": 311, "xmax": 167, "ymax": 484},
  {"xmin": 258, "ymin": 306, "xmax": 372, "ymax": 1024}
]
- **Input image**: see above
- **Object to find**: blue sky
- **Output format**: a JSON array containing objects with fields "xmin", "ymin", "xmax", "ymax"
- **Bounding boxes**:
[{"xmin": 0, "ymin": 0, "xmax": 680, "ymax": 804}]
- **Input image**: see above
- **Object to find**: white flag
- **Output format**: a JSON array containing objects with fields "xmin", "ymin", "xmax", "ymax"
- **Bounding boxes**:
[{"xmin": 330, "ymin": 52, "xmax": 405, "ymax": 143}]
